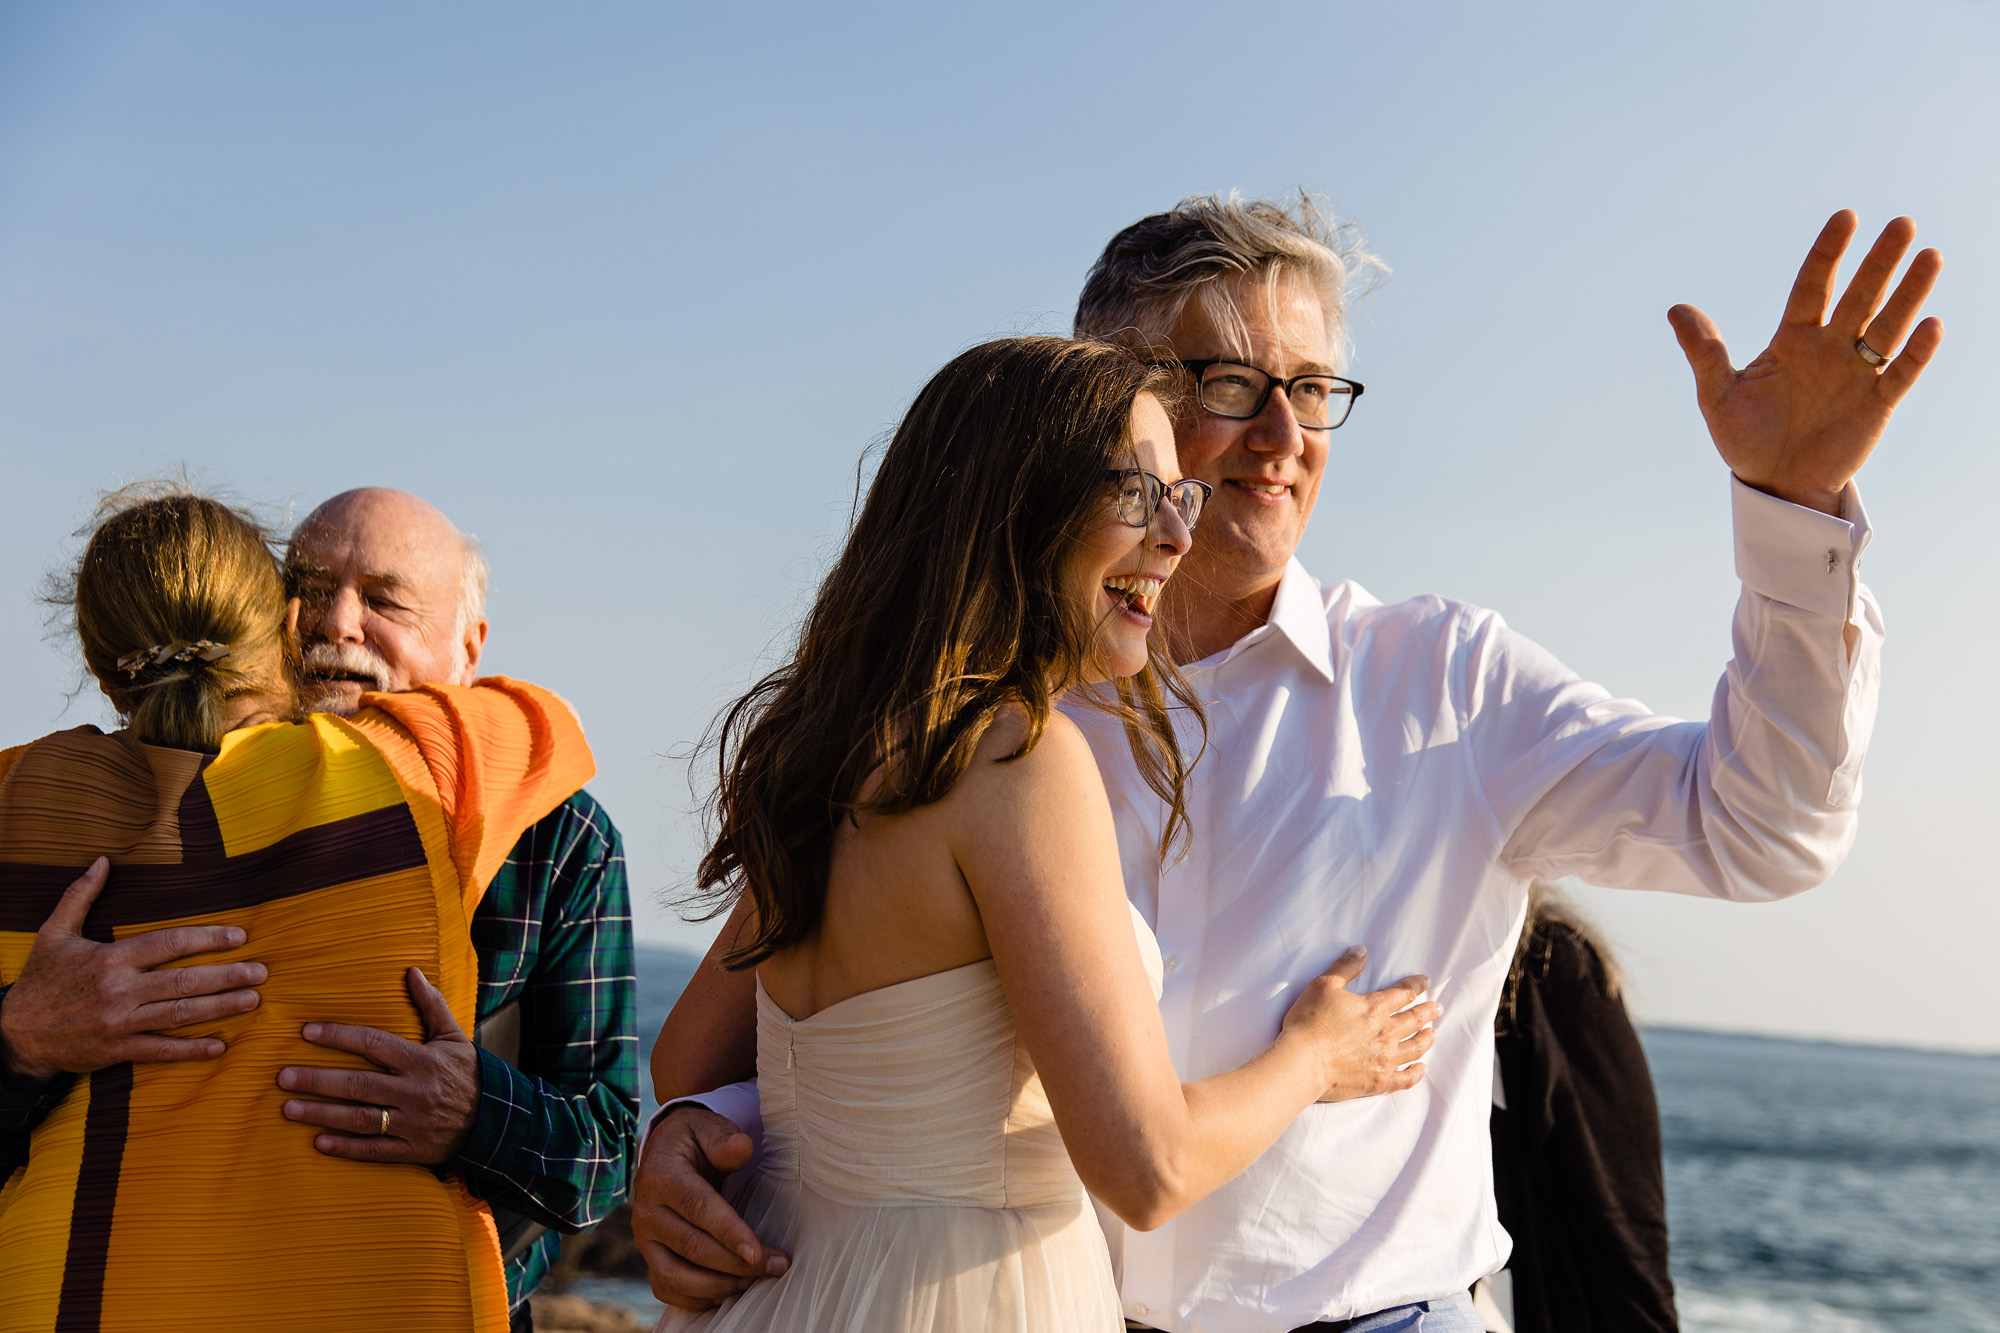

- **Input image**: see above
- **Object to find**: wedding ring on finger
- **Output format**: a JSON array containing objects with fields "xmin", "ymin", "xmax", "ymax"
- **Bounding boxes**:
[
  {"xmin": 378, "ymin": 1106, "xmax": 391, "ymax": 1136},
  {"xmin": 1855, "ymin": 337, "xmax": 1889, "ymax": 367}
]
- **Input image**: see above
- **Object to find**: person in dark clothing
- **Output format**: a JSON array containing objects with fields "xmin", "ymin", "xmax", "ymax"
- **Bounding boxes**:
[{"xmin": 1485, "ymin": 881, "xmax": 1679, "ymax": 1333}]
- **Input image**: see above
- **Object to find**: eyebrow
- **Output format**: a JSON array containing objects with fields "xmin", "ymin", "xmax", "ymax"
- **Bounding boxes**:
[
  {"xmin": 1200, "ymin": 354, "xmax": 1340, "ymax": 378},
  {"xmin": 284, "ymin": 563, "xmax": 408, "ymax": 589}
]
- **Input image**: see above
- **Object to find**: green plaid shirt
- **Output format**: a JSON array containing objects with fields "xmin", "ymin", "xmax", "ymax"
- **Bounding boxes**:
[
  {"xmin": 465, "ymin": 790, "xmax": 639, "ymax": 1311},
  {"xmin": 1, "ymin": 790, "xmax": 639, "ymax": 1317}
]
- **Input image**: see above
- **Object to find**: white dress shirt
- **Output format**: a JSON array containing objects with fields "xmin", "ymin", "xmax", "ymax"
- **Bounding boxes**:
[
  {"xmin": 1071, "ymin": 477, "xmax": 1878, "ymax": 1332},
  {"xmin": 674, "ymin": 477, "xmax": 1877, "ymax": 1333}
]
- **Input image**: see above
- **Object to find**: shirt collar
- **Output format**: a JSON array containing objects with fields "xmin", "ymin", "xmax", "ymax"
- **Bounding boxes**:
[{"xmin": 1198, "ymin": 556, "xmax": 1336, "ymax": 684}]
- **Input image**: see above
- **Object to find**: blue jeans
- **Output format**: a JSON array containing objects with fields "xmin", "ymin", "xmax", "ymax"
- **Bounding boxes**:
[{"xmin": 1294, "ymin": 1291, "xmax": 1487, "ymax": 1332}]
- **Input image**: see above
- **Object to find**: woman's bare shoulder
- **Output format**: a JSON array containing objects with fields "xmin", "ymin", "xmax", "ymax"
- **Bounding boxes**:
[
  {"xmin": 963, "ymin": 704, "xmax": 1100, "ymax": 785},
  {"xmin": 947, "ymin": 705, "xmax": 1113, "ymax": 852}
]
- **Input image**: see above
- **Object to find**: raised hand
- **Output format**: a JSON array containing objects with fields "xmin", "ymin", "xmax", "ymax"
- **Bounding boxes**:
[
  {"xmin": 632, "ymin": 1104, "xmax": 790, "ymax": 1310},
  {"xmin": 0, "ymin": 857, "xmax": 265, "ymax": 1088},
  {"xmin": 1668, "ymin": 210, "xmax": 1943, "ymax": 516},
  {"xmin": 1279, "ymin": 946, "xmax": 1440, "ymax": 1104},
  {"xmin": 277, "ymin": 966, "xmax": 480, "ymax": 1165}
]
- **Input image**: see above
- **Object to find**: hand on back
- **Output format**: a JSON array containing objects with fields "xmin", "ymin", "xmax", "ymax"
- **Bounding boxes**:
[
  {"xmin": 0, "ymin": 858, "xmax": 265, "ymax": 1088},
  {"xmin": 632, "ymin": 1104, "xmax": 788, "ymax": 1310}
]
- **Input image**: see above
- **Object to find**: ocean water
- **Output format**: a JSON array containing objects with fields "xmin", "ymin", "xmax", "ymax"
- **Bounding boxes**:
[
  {"xmin": 633, "ymin": 948, "xmax": 2000, "ymax": 1330},
  {"xmin": 1646, "ymin": 1028, "xmax": 2000, "ymax": 1333}
]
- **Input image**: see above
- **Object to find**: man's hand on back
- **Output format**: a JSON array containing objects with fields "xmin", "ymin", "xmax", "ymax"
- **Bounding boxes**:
[
  {"xmin": 0, "ymin": 857, "xmax": 266, "ymax": 1089},
  {"xmin": 1669, "ymin": 209, "xmax": 1943, "ymax": 516},
  {"xmin": 633, "ymin": 1104, "xmax": 789, "ymax": 1310},
  {"xmin": 277, "ymin": 966, "xmax": 480, "ymax": 1165}
]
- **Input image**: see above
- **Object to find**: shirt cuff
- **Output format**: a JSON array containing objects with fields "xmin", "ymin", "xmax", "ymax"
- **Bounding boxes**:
[
  {"xmin": 640, "ymin": 1079, "xmax": 763, "ymax": 1160},
  {"xmin": 1731, "ymin": 475, "xmax": 1873, "ymax": 621},
  {"xmin": 456, "ymin": 1045, "xmax": 542, "ymax": 1192}
]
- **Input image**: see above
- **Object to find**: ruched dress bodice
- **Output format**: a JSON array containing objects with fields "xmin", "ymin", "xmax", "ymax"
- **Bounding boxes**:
[
  {"xmin": 659, "ymin": 910, "xmax": 1162, "ymax": 1332},
  {"xmin": 756, "ymin": 960, "xmax": 1085, "ymax": 1211}
]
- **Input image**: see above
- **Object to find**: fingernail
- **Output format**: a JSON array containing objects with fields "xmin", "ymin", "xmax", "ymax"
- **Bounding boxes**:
[
  {"xmin": 224, "ymin": 928, "xmax": 246, "ymax": 947},
  {"xmin": 279, "ymin": 1069, "xmax": 299, "ymax": 1089},
  {"xmin": 765, "ymin": 1255, "xmax": 789, "ymax": 1276},
  {"xmin": 301, "ymin": 1023, "xmax": 321, "ymax": 1041},
  {"xmin": 737, "ymin": 1244, "xmax": 759, "ymax": 1264},
  {"xmin": 282, "ymin": 1100, "xmax": 300, "ymax": 1117}
]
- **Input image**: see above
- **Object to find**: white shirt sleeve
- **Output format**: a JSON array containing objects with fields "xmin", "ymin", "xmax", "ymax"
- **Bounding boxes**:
[
  {"xmin": 1478, "ymin": 476, "xmax": 1879, "ymax": 900},
  {"xmin": 639, "ymin": 1079, "xmax": 764, "ymax": 1159}
]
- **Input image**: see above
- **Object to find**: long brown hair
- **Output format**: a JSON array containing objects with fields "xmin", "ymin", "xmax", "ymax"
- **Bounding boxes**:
[
  {"xmin": 698, "ymin": 336, "xmax": 1205, "ymax": 969},
  {"xmin": 1498, "ymin": 879, "xmax": 1627, "ymax": 1036},
  {"xmin": 62, "ymin": 483, "xmax": 294, "ymax": 752}
]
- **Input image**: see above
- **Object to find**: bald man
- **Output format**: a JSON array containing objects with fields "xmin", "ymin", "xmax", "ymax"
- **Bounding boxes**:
[
  {"xmin": 0, "ymin": 489, "xmax": 638, "ymax": 1330},
  {"xmin": 277, "ymin": 489, "xmax": 638, "ymax": 1324}
]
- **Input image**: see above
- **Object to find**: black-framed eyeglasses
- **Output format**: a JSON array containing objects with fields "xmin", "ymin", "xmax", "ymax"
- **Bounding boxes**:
[
  {"xmin": 1108, "ymin": 469, "xmax": 1212, "ymax": 531},
  {"xmin": 1177, "ymin": 359, "xmax": 1365, "ymax": 430}
]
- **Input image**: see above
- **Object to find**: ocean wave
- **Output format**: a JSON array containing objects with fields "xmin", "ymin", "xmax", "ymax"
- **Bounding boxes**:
[{"xmin": 1678, "ymin": 1287, "xmax": 1882, "ymax": 1333}]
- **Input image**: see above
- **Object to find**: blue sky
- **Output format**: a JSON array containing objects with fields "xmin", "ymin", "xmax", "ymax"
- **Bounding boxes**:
[{"xmin": 3, "ymin": 1, "xmax": 1995, "ymax": 1051}]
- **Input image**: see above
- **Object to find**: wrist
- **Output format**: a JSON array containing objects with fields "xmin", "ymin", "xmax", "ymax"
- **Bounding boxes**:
[
  {"xmin": 0, "ymin": 1002, "xmax": 58, "ymax": 1092},
  {"xmin": 1269, "ymin": 1026, "xmax": 1334, "ymax": 1102},
  {"xmin": 1731, "ymin": 471, "xmax": 1844, "ymax": 517}
]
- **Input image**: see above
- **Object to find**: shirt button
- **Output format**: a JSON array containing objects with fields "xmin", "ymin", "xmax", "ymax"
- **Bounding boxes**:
[
  {"xmin": 1131, "ymin": 1303, "xmax": 1149, "ymax": 1318},
  {"xmin": 1162, "ymin": 955, "xmax": 1181, "ymax": 973}
]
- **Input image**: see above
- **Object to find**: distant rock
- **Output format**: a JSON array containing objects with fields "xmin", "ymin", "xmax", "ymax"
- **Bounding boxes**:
[
  {"xmin": 548, "ymin": 1203, "xmax": 648, "ymax": 1283},
  {"xmin": 529, "ymin": 1292, "xmax": 648, "ymax": 1333}
]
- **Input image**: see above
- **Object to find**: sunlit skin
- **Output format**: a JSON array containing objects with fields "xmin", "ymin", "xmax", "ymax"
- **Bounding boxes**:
[
  {"xmin": 286, "ymin": 487, "xmax": 486, "ymax": 712},
  {"xmin": 1074, "ymin": 393, "xmax": 1193, "ymax": 682},
  {"xmin": 1157, "ymin": 273, "xmax": 1337, "ymax": 664}
]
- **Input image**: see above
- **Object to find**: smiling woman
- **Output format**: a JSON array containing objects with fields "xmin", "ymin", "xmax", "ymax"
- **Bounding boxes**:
[{"xmin": 1071, "ymin": 396, "xmax": 1204, "ymax": 682}]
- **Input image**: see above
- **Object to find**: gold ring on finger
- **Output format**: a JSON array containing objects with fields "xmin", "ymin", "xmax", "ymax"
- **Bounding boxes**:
[{"xmin": 378, "ymin": 1106, "xmax": 391, "ymax": 1136}]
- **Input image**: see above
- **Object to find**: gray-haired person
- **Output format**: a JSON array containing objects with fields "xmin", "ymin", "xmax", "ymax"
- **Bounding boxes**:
[{"xmin": 633, "ymin": 196, "xmax": 1941, "ymax": 1332}]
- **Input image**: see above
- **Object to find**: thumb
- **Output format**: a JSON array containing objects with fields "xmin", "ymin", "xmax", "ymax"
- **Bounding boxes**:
[
  {"xmin": 1668, "ymin": 303, "xmax": 1734, "ymax": 403},
  {"xmin": 696, "ymin": 1121, "xmax": 757, "ymax": 1175},
  {"xmin": 41, "ymin": 857, "xmax": 110, "ymax": 939},
  {"xmin": 407, "ymin": 967, "xmax": 471, "ymax": 1044},
  {"xmin": 1318, "ymin": 945, "xmax": 1367, "ymax": 990}
]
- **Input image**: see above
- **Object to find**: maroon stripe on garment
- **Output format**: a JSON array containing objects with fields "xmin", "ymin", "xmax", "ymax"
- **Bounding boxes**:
[
  {"xmin": 174, "ymin": 756, "xmax": 225, "ymax": 862},
  {"xmin": 53, "ymin": 1062, "xmax": 134, "ymax": 1332},
  {"xmin": 0, "ymin": 803, "xmax": 428, "ymax": 933}
]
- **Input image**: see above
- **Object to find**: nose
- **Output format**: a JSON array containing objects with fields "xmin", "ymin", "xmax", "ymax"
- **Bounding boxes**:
[
  {"xmin": 309, "ymin": 586, "xmax": 366, "ymax": 645},
  {"xmin": 1149, "ymin": 495, "xmax": 1193, "ymax": 558},
  {"xmin": 1242, "ymin": 384, "xmax": 1306, "ymax": 459}
]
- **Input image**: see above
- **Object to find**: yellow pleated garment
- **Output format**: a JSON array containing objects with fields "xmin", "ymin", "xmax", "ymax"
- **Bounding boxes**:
[{"xmin": 0, "ymin": 679, "xmax": 592, "ymax": 1333}]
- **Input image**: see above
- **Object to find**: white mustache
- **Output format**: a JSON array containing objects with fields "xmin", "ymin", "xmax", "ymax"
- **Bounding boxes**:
[{"xmin": 300, "ymin": 641, "xmax": 392, "ymax": 691}]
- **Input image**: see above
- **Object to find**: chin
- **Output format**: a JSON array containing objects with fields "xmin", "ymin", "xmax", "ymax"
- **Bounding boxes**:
[{"xmin": 1104, "ymin": 647, "xmax": 1151, "ymax": 681}]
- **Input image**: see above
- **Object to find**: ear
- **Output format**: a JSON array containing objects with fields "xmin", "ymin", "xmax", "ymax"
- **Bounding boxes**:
[
  {"xmin": 284, "ymin": 598, "xmax": 301, "ymax": 640},
  {"xmin": 459, "ymin": 617, "xmax": 488, "ymax": 684}
]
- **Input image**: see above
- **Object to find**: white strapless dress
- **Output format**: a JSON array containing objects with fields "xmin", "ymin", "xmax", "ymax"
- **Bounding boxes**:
[{"xmin": 658, "ymin": 908, "xmax": 1162, "ymax": 1332}]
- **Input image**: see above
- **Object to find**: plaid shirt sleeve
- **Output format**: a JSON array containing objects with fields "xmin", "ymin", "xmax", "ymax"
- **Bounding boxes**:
[{"xmin": 456, "ymin": 791, "xmax": 640, "ymax": 1289}]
